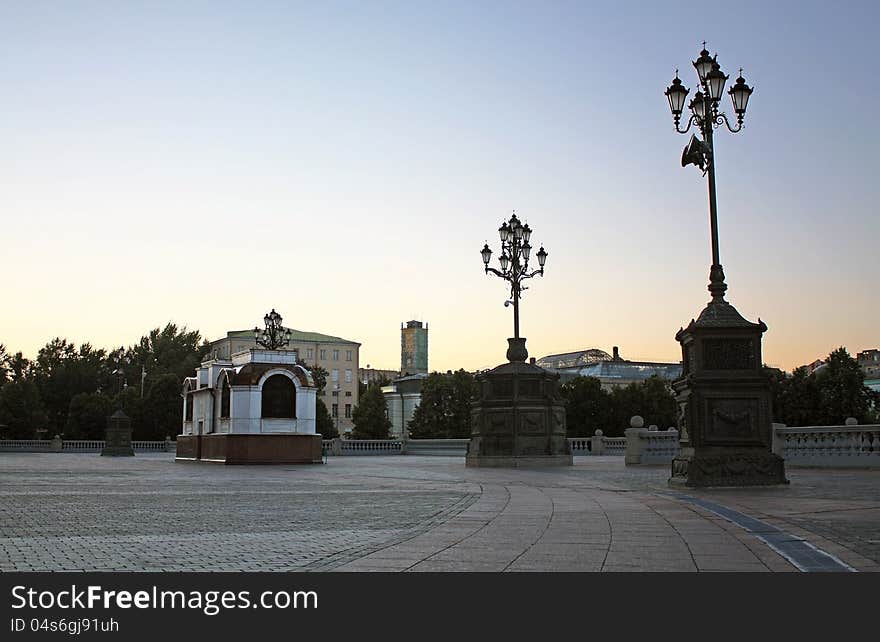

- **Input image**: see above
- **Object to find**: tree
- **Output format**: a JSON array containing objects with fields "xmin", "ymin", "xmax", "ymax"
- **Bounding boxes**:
[
  {"xmin": 65, "ymin": 393, "xmax": 113, "ymax": 439},
  {"xmin": 408, "ymin": 370, "xmax": 478, "ymax": 439},
  {"xmin": 351, "ymin": 383, "xmax": 392, "ymax": 439},
  {"xmin": 766, "ymin": 348, "xmax": 875, "ymax": 426},
  {"xmin": 33, "ymin": 339, "xmax": 108, "ymax": 435},
  {"xmin": 0, "ymin": 380, "xmax": 48, "ymax": 439},
  {"xmin": 142, "ymin": 374, "xmax": 184, "ymax": 440},
  {"xmin": 0, "ymin": 344, "xmax": 9, "ymax": 385},
  {"xmin": 359, "ymin": 374, "xmax": 391, "ymax": 398},
  {"xmin": 6, "ymin": 351, "xmax": 33, "ymax": 382},
  {"xmin": 127, "ymin": 323, "xmax": 209, "ymax": 388},
  {"xmin": 305, "ymin": 364, "xmax": 329, "ymax": 393},
  {"xmin": 560, "ymin": 376, "xmax": 610, "ymax": 437},
  {"xmin": 814, "ymin": 347, "xmax": 873, "ymax": 425},
  {"xmin": 315, "ymin": 398, "xmax": 337, "ymax": 438}
]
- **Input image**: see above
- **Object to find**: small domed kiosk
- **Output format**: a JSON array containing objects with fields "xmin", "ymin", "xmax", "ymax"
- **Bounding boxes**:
[{"xmin": 176, "ymin": 310, "xmax": 321, "ymax": 464}]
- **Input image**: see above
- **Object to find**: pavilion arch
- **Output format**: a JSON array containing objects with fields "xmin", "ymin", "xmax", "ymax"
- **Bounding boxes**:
[
  {"xmin": 259, "ymin": 370, "xmax": 299, "ymax": 419},
  {"xmin": 181, "ymin": 377, "xmax": 196, "ymax": 422},
  {"xmin": 217, "ymin": 369, "xmax": 234, "ymax": 419}
]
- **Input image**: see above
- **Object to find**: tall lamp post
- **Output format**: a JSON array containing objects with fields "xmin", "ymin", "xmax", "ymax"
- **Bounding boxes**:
[
  {"xmin": 665, "ymin": 44, "xmax": 754, "ymax": 301},
  {"xmin": 253, "ymin": 308, "xmax": 292, "ymax": 350},
  {"xmin": 663, "ymin": 46, "xmax": 786, "ymax": 487},
  {"xmin": 480, "ymin": 211, "xmax": 548, "ymax": 362}
]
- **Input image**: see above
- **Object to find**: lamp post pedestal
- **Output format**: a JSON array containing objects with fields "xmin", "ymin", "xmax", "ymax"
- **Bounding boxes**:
[
  {"xmin": 466, "ymin": 347, "xmax": 572, "ymax": 468},
  {"xmin": 670, "ymin": 295, "xmax": 787, "ymax": 487},
  {"xmin": 102, "ymin": 409, "xmax": 134, "ymax": 457}
]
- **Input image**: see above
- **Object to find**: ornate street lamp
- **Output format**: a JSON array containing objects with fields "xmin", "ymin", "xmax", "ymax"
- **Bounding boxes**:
[
  {"xmin": 480, "ymin": 211, "xmax": 547, "ymax": 362},
  {"xmin": 253, "ymin": 308, "xmax": 292, "ymax": 350},
  {"xmin": 663, "ymin": 46, "xmax": 785, "ymax": 488},
  {"xmin": 665, "ymin": 44, "xmax": 753, "ymax": 301}
]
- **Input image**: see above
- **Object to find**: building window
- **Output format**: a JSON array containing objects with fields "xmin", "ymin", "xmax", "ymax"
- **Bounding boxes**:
[
  {"xmin": 345, "ymin": 404, "xmax": 352, "ymax": 418},
  {"xmin": 220, "ymin": 378, "xmax": 230, "ymax": 419},
  {"xmin": 261, "ymin": 374, "xmax": 296, "ymax": 418},
  {"xmin": 346, "ymin": 350, "xmax": 352, "ymax": 361},
  {"xmin": 320, "ymin": 349, "xmax": 326, "ymax": 360},
  {"xmin": 307, "ymin": 348, "xmax": 314, "ymax": 359},
  {"xmin": 332, "ymin": 390, "xmax": 339, "ymax": 397},
  {"xmin": 332, "ymin": 404, "xmax": 338, "ymax": 418},
  {"xmin": 332, "ymin": 349, "xmax": 339, "ymax": 361},
  {"xmin": 345, "ymin": 369, "xmax": 352, "ymax": 383},
  {"xmin": 331, "ymin": 369, "xmax": 339, "ymax": 382},
  {"xmin": 345, "ymin": 391, "xmax": 352, "ymax": 397},
  {"xmin": 185, "ymin": 393, "xmax": 194, "ymax": 422}
]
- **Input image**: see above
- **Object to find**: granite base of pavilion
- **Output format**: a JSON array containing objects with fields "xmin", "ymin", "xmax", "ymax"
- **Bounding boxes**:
[
  {"xmin": 466, "ymin": 343, "xmax": 572, "ymax": 468},
  {"xmin": 175, "ymin": 433, "xmax": 322, "ymax": 465}
]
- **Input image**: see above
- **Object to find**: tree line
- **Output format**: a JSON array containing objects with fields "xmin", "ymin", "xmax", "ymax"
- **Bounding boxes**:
[{"xmin": 0, "ymin": 324, "xmax": 208, "ymax": 440}]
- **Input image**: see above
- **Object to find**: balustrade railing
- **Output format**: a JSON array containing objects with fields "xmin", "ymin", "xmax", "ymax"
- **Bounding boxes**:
[
  {"xmin": 0, "ymin": 439, "xmax": 175, "ymax": 453},
  {"xmin": 773, "ymin": 424, "xmax": 880, "ymax": 468},
  {"xmin": 0, "ymin": 440, "xmax": 51, "ymax": 451}
]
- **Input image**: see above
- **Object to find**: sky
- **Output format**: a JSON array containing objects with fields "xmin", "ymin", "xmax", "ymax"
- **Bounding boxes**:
[{"xmin": 1, "ymin": 0, "xmax": 877, "ymax": 373}]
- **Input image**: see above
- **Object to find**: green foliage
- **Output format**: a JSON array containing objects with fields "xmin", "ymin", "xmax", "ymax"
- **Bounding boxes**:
[
  {"xmin": 143, "ymin": 374, "xmax": 184, "ymax": 440},
  {"xmin": 359, "ymin": 374, "xmax": 391, "ymax": 398},
  {"xmin": 0, "ymin": 344, "xmax": 8, "ymax": 385},
  {"xmin": 560, "ymin": 376, "xmax": 609, "ymax": 437},
  {"xmin": 0, "ymin": 380, "xmax": 48, "ymax": 438},
  {"xmin": 126, "ymin": 323, "xmax": 209, "ymax": 389},
  {"xmin": 561, "ymin": 375, "xmax": 678, "ymax": 437},
  {"xmin": 65, "ymin": 393, "xmax": 114, "ymax": 439},
  {"xmin": 407, "ymin": 370, "xmax": 478, "ymax": 439},
  {"xmin": 305, "ymin": 364, "xmax": 329, "ymax": 393},
  {"xmin": 768, "ymin": 348, "xmax": 875, "ymax": 425},
  {"xmin": 315, "ymin": 398, "xmax": 337, "ymax": 438},
  {"xmin": 33, "ymin": 339, "xmax": 109, "ymax": 435},
  {"xmin": 351, "ymin": 383, "xmax": 392, "ymax": 439}
]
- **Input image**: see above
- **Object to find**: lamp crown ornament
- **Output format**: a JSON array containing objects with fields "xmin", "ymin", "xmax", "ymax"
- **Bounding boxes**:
[{"xmin": 253, "ymin": 308, "xmax": 292, "ymax": 350}]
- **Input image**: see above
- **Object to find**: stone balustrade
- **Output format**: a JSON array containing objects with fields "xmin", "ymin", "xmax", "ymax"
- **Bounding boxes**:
[
  {"xmin": 0, "ymin": 439, "xmax": 176, "ymax": 453},
  {"xmin": 772, "ymin": 422, "xmax": 880, "ymax": 468},
  {"xmin": 624, "ymin": 416, "xmax": 680, "ymax": 465},
  {"xmin": 0, "ymin": 439, "xmax": 52, "ymax": 452},
  {"xmin": 567, "ymin": 438, "xmax": 591, "ymax": 455},
  {"xmin": 337, "ymin": 439, "xmax": 403, "ymax": 455}
]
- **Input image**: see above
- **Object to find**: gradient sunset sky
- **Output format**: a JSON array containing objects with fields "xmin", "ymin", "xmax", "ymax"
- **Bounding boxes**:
[{"xmin": 1, "ymin": 1, "xmax": 877, "ymax": 373}]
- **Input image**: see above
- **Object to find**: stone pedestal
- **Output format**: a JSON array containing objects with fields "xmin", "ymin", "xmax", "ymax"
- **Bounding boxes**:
[
  {"xmin": 670, "ymin": 297, "xmax": 787, "ymax": 487},
  {"xmin": 102, "ymin": 409, "xmax": 134, "ymax": 457},
  {"xmin": 467, "ymin": 338, "xmax": 572, "ymax": 467}
]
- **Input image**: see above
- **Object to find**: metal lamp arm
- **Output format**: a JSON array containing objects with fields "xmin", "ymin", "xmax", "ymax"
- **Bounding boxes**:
[
  {"xmin": 675, "ymin": 113, "xmax": 699, "ymax": 135},
  {"xmin": 714, "ymin": 111, "xmax": 743, "ymax": 133}
]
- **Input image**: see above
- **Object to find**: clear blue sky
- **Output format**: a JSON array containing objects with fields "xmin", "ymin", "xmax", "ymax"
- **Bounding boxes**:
[{"xmin": 1, "ymin": 0, "xmax": 877, "ymax": 371}]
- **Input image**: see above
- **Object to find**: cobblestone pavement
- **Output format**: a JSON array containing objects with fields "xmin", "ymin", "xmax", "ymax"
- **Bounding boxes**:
[{"xmin": 1, "ymin": 453, "xmax": 878, "ymax": 572}]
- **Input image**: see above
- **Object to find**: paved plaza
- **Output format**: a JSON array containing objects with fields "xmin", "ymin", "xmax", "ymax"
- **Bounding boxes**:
[{"xmin": 1, "ymin": 453, "xmax": 878, "ymax": 572}]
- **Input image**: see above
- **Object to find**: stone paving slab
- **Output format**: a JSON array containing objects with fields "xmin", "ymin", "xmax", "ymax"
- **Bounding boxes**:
[{"xmin": 1, "ymin": 453, "xmax": 878, "ymax": 572}]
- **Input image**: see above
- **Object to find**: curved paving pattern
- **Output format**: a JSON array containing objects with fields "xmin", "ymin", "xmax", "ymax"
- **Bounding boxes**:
[{"xmin": 1, "ymin": 453, "xmax": 878, "ymax": 572}]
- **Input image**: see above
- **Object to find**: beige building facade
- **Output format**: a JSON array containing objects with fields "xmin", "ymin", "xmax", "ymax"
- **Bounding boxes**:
[{"xmin": 209, "ymin": 329, "xmax": 361, "ymax": 435}]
